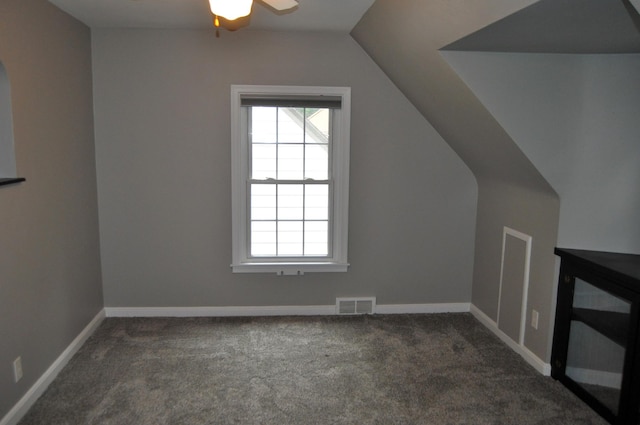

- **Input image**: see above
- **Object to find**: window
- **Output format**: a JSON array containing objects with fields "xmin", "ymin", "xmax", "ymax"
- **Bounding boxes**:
[
  {"xmin": 231, "ymin": 85, "xmax": 351, "ymax": 274},
  {"xmin": 0, "ymin": 60, "xmax": 21, "ymax": 186}
]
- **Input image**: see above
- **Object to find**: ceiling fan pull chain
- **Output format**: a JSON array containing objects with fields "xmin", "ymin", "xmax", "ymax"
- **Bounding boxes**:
[{"xmin": 213, "ymin": 15, "xmax": 221, "ymax": 38}]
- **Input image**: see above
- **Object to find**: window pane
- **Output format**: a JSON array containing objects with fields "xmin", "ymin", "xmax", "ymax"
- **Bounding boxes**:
[
  {"xmin": 251, "ymin": 144, "xmax": 276, "ymax": 180},
  {"xmin": 251, "ymin": 184, "xmax": 276, "ymax": 220},
  {"xmin": 305, "ymin": 221, "xmax": 328, "ymax": 256},
  {"xmin": 304, "ymin": 143, "xmax": 329, "ymax": 180},
  {"xmin": 251, "ymin": 107, "xmax": 277, "ymax": 144},
  {"xmin": 278, "ymin": 108, "xmax": 304, "ymax": 144},
  {"xmin": 305, "ymin": 185, "xmax": 329, "ymax": 220},
  {"xmin": 305, "ymin": 108, "xmax": 330, "ymax": 143},
  {"xmin": 251, "ymin": 221, "xmax": 276, "ymax": 256},
  {"xmin": 278, "ymin": 184, "xmax": 303, "ymax": 220},
  {"xmin": 278, "ymin": 221, "xmax": 303, "ymax": 256},
  {"xmin": 278, "ymin": 144, "xmax": 304, "ymax": 180}
]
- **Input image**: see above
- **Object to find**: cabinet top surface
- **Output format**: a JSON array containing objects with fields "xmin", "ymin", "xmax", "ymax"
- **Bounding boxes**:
[{"xmin": 555, "ymin": 248, "xmax": 640, "ymax": 289}]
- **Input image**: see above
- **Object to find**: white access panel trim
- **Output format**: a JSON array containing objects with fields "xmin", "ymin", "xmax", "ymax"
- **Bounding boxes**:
[{"xmin": 497, "ymin": 226, "xmax": 532, "ymax": 346}]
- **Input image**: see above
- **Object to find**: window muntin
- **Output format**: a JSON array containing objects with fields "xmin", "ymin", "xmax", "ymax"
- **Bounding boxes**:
[{"xmin": 231, "ymin": 85, "xmax": 350, "ymax": 274}]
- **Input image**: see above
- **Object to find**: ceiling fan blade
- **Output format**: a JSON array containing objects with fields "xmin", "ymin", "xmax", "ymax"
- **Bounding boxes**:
[{"xmin": 260, "ymin": 0, "xmax": 299, "ymax": 12}]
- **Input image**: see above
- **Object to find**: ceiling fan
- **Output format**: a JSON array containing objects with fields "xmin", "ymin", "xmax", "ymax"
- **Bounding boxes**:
[{"xmin": 209, "ymin": 0, "xmax": 299, "ymax": 32}]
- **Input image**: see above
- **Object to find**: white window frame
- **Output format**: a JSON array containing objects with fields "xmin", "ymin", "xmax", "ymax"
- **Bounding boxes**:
[{"xmin": 230, "ymin": 85, "xmax": 351, "ymax": 274}]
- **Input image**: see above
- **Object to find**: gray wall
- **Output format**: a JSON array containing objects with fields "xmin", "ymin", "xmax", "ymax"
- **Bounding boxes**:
[
  {"xmin": 442, "ymin": 52, "xmax": 640, "ymax": 363},
  {"xmin": 0, "ymin": 0, "xmax": 103, "ymax": 418},
  {"xmin": 352, "ymin": 0, "xmax": 560, "ymax": 362},
  {"xmin": 443, "ymin": 52, "xmax": 640, "ymax": 254},
  {"xmin": 92, "ymin": 29, "xmax": 478, "ymax": 308},
  {"xmin": 471, "ymin": 181, "xmax": 559, "ymax": 357}
]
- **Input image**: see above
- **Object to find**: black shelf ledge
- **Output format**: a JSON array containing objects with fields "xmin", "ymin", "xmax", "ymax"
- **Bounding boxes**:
[
  {"xmin": 0, "ymin": 177, "xmax": 26, "ymax": 187},
  {"xmin": 571, "ymin": 307, "xmax": 628, "ymax": 347}
]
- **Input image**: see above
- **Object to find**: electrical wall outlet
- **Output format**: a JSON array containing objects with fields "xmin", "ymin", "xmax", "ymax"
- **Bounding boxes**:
[
  {"xmin": 13, "ymin": 356, "xmax": 23, "ymax": 383},
  {"xmin": 531, "ymin": 309, "xmax": 539, "ymax": 330}
]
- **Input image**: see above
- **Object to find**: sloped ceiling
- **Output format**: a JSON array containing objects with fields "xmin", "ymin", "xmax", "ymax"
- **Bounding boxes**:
[
  {"xmin": 351, "ymin": 0, "xmax": 547, "ymax": 190},
  {"xmin": 351, "ymin": 0, "xmax": 640, "ymax": 188},
  {"xmin": 444, "ymin": 0, "xmax": 640, "ymax": 53}
]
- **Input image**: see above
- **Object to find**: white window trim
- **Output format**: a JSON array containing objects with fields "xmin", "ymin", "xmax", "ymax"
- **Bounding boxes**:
[{"xmin": 230, "ymin": 85, "xmax": 351, "ymax": 274}]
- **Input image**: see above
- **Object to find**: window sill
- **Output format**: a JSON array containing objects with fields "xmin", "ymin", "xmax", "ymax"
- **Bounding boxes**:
[
  {"xmin": 0, "ymin": 177, "xmax": 25, "ymax": 187},
  {"xmin": 231, "ymin": 262, "xmax": 349, "ymax": 275}
]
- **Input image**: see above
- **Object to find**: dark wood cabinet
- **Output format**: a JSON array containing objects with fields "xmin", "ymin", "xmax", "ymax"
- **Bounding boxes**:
[{"xmin": 552, "ymin": 248, "xmax": 640, "ymax": 425}]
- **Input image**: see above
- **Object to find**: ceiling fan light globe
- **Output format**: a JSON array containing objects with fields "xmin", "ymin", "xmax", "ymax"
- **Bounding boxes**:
[{"xmin": 209, "ymin": 0, "xmax": 253, "ymax": 20}]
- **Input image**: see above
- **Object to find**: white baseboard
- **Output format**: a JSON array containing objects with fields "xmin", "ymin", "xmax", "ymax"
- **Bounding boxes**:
[
  {"xmin": 105, "ymin": 303, "xmax": 472, "ymax": 318},
  {"xmin": 105, "ymin": 305, "xmax": 336, "ymax": 317},
  {"xmin": 470, "ymin": 304, "xmax": 551, "ymax": 376},
  {"xmin": 0, "ymin": 310, "xmax": 106, "ymax": 425},
  {"xmin": 376, "ymin": 302, "xmax": 471, "ymax": 314}
]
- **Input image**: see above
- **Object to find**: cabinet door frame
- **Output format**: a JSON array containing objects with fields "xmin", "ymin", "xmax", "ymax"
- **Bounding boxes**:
[{"xmin": 551, "ymin": 261, "xmax": 640, "ymax": 424}]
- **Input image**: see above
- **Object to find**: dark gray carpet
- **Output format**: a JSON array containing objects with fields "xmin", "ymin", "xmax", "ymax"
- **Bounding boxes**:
[{"xmin": 19, "ymin": 314, "xmax": 607, "ymax": 424}]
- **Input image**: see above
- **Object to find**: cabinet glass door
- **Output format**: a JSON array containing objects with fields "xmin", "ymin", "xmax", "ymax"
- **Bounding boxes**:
[{"xmin": 565, "ymin": 278, "xmax": 631, "ymax": 414}]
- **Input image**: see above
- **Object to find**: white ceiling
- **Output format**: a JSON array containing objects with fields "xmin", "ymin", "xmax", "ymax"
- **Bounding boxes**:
[
  {"xmin": 48, "ymin": 0, "xmax": 376, "ymax": 32},
  {"xmin": 48, "ymin": 0, "xmax": 640, "ymax": 49}
]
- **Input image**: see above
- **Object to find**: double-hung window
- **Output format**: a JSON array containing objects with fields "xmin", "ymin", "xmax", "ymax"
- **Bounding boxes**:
[{"xmin": 231, "ymin": 85, "xmax": 351, "ymax": 274}]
